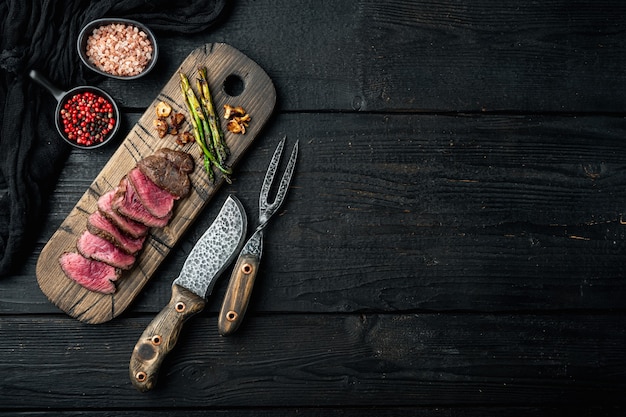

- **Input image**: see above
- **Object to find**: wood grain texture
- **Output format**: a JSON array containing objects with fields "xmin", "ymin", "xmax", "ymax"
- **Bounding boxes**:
[
  {"xmin": 129, "ymin": 284, "xmax": 206, "ymax": 392},
  {"xmin": 2, "ymin": 0, "xmax": 626, "ymax": 414},
  {"xmin": 35, "ymin": 43, "xmax": 276, "ymax": 324},
  {"xmin": 1, "ymin": 409, "xmax": 625, "ymax": 417},
  {"xmin": 96, "ymin": 0, "xmax": 626, "ymax": 113},
  {"xmin": 0, "ymin": 314, "xmax": 624, "ymax": 408},
  {"xmin": 1, "ymin": 113, "xmax": 624, "ymax": 315},
  {"xmin": 218, "ymin": 248, "xmax": 261, "ymax": 335}
]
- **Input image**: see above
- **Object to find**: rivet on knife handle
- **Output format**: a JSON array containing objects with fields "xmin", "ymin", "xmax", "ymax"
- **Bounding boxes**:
[
  {"xmin": 218, "ymin": 241, "xmax": 261, "ymax": 336},
  {"xmin": 129, "ymin": 284, "xmax": 205, "ymax": 392}
]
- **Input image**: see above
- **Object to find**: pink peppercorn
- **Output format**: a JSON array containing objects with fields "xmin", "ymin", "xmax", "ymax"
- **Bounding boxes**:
[{"xmin": 60, "ymin": 92, "xmax": 115, "ymax": 147}]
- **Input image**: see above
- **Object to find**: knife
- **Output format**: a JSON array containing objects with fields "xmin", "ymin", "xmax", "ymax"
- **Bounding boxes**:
[{"xmin": 129, "ymin": 195, "xmax": 247, "ymax": 392}]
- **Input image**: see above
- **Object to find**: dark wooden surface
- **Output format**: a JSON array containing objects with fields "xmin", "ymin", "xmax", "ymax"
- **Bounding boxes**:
[{"xmin": 2, "ymin": 0, "xmax": 626, "ymax": 415}]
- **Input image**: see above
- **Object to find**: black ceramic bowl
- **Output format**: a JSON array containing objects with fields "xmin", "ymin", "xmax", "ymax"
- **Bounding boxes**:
[
  {"xmin": 29, "ymin": 70, "xmax": 121, "ymax": 149},
  {"xmin": 77, "ymin": 18, "xmax": 158, "ymax": 80}
]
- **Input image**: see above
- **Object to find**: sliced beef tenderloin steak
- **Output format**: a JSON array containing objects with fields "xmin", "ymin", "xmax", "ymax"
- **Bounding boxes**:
[
  {"xmin": 87, "ymin": 210, "xmax": 146, "ymax": 254},
  {"xmin": 77, "ymin": 231, "xmax": 136, "ymax": 270},
  {"xmin": 127, "ymin": 167, "xmax": 176, "ymax": 218},
  {"xmin": 63, "ymin": 149, "xmax": 195, "ymax": 294},
  {"xmin": 137, "ymin": 154, "xmax": 191, "ymax": 198},
  {"xmin": 113, "ymin": 177, "xmax": 172, "ymax": 228},
  {"xmin": 97, "ymin": 189, "xmax": 149, "ymax": 238},
  {"xmin": 59, "ymin": 252, "xmax": 119, "ymax": 294}
]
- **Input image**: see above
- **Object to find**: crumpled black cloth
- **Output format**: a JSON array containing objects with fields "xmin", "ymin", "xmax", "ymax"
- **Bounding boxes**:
[{"xmin": 0, "ymin": 0, "xmax": 227, "ymax": 276}]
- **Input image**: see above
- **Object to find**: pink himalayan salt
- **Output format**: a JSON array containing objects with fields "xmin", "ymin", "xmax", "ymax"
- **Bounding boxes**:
[{"xmin": 85, "ymin": 23, "xmax": 153, "ymax": 77}]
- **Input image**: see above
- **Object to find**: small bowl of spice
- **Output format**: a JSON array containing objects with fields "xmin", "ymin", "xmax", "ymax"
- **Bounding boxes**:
[
  {"xmin": 58, "ymin": 88, "xmax": 119, "ymax": 148},
  {"xmin": 29, "ymin": 70, "xmax": 120, "ymax": 149},
  {"xmin": 77, "ymin": 18, "xmax": 158, "ymax": 80}
]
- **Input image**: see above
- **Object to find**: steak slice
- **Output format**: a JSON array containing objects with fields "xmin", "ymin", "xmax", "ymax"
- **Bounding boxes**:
[
  {"xmin": 59, "ymin": 252, "xmax": 119, "ymax": 294},
  {"xmin": 137, "ymin": 154, "xmax": 191, "ymax": 198},
  {"xmin": 97, "ymin": 189, "xmax": 149, "ymax": 238},
  {"xmin": 127, "ymin": 167, "xmax": 175, "ymax": 218},
  {"xmin": 155, "ymin": 148, "xmax": 194, "ymax": 173},
  {"xmin": 77, "ymin": 231, "xmax": 136, "ymax": 270},
  {"xmin": 113, "ymin": 177, "xmax": 171, "ymax": 228},
  {"xmin": 87, "ymin": 210, "xmax": 146, "ymax": 254}
]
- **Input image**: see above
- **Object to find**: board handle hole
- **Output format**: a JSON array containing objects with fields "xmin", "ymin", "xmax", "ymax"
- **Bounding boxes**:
[{"xmin": 223, "ymin": 74, "xmax": 245, "ymax": 97}]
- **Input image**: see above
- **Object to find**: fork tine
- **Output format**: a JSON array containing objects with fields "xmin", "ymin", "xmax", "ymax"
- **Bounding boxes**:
[
  {"xmin": 261, "ymin": 139, "xmax": 299, "ymax": 222},
  {"xmin": 258, "ymin": 136, "xmax": 286, "ymax": 216}
]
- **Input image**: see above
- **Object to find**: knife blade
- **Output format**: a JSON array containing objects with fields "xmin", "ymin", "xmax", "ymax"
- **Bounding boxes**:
[{"xmin": 129, "ymin": 195, "xmax": 247, "ymax": 392}]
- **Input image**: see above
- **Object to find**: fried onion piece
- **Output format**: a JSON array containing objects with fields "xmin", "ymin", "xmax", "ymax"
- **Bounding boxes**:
[{"xmin": 156, "ymin": 101, "xmax": 172, "ymax": 118}]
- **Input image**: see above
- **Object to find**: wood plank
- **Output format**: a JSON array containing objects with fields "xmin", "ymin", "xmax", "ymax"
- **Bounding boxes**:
[
  {"xmin": 35, "ymin": 43, "xmax": 276, "ymax": 324},
  {"xmin": 4, "ymin": 1, "xmax": 625, "ymax": 416},
  {"xmin": 0, "ymin": 313, "xmax": 624, "ymax": 408},
  {"xmin": 94, "ymin": 0, "xmax": 626, "ymax": 113},
  {"xmin": 4, "ymin": 113, "xmax": 625, "ymax": 315},
  {"xmin": 2, "ymin": 407, "xmax": 625, "ymax": 417}
]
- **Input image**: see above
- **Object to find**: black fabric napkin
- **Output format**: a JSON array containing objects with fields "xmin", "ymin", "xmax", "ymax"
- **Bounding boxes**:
[{"xmin": 0, "ymin": 0, "xmax": 227, "ymax": 276}]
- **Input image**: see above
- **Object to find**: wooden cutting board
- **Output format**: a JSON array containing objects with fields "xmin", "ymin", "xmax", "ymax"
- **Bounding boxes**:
[{"xmin": 36, "ymin": 43, "xmax": 276, "ymax": 324}]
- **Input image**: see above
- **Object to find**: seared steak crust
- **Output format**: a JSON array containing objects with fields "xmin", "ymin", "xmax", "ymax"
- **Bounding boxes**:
[
  {"xmin": 98, "ymin": 189, "xmax": 149, "ymax": 238},
  {"xmin": 155, "ymin": 148, "xmax": 194, "ymax": 173},
  {"xmin": 137, "ymin": 152, "xmax": 192, "ymax": 198},
  {"xmin": 113, "ymin": 177, "xmax": 172, "ymax": 228},
  {"xmin": 127, "ymin": 167, "xmax": 175, "ymax": 218},
  {"xmin": 87, "ymin": 211, "xmax": 146, "ymax": 255}
]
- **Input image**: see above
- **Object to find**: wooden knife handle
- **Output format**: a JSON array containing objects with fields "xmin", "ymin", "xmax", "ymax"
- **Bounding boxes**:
[
  {"xmin": 218, "ymin": 252, "xmax": 261, "ymax": 336},
  {"xmin": 129, "ymin": 284, "xmax": 205, "ymax": 392}
]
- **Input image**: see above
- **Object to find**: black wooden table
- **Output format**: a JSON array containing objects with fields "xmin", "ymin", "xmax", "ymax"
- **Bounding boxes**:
[{"xmin": 2, "ymin": 1, "xmax": 626, "ymax": 415}]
